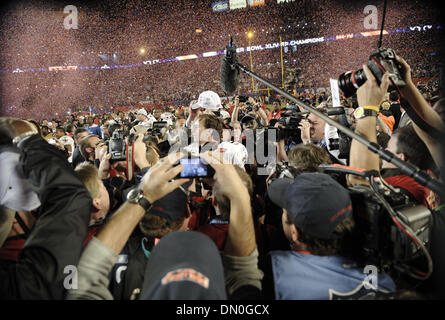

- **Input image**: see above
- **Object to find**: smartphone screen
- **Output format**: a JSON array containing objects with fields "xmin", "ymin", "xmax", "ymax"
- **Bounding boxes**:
[{"xmin": 179, "ymin": 158, "xmax": 211, "ymax": 178}]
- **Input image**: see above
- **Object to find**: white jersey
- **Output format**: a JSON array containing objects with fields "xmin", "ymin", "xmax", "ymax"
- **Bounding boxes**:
[{"xmin": 59, "ymin": 135, "xmax": 75, "ymax": 163}]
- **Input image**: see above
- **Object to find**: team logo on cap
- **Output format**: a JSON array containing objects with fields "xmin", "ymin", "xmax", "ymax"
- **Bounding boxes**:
[
  {"xmin": 329, "ymin": 283, "xmax": 392, "ymax": 300},
  {"xmin": 161, "ymin": 268, "xmax": 209, "ymax": 289}
]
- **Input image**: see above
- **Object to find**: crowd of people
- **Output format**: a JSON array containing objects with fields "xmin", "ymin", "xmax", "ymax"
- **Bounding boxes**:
[
  {"xmin": 0, "ymin": 0, "xmax": 442, "ymax": 120},
  {"xmin": 1, "ymin": 47, "xmax": 445, "ymax": 300}
]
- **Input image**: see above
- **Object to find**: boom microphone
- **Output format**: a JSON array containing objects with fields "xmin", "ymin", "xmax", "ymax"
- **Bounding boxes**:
[
  {"xmin": 220, "ymin": 37, "xmax": 240, "ymax": 95},
  {"xmin": 222, "ymin": 38, "xmax": 445, "ymax": 198}
]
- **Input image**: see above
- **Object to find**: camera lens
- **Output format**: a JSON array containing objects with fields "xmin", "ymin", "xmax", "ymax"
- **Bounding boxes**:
[{"xmin": 338, "ymin": 69, "xmax": 367, "ymax": 98}]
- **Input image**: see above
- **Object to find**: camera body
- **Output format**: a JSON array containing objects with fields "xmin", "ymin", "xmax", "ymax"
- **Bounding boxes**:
[
  {"xmin": 338, "ymin": 48, "xmax": 406, "ymax": 98},
  {"xmin": 276, "ymin": 107, "xmax": 305, "ymax": 142},
  {"xmin": 349, "ymin": 185, "xmax": 431, "ymax": 270},
  {"xmin": 317, "ymin": 165, "xmax": 432, "ymax": 277},
  {"xmin": 328, "ymin": 131, "xmax": 352, "ymax": 160},
  {"xmin": 151, "ymin": 121, "xmax": 167, "ymax": 138},
  {"xmin": 278, "ymin": 114, "xmax": 301, "ymax": 130},
  {"xmin": 325, "ymin": 107, "xmax": 352, "ymax": 160},
  {"xmin": 109, "ymin": 130, "xmax": 127, "ymax": 161}
]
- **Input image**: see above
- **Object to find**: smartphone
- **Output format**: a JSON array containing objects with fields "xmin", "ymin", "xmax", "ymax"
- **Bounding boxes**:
[{"xmin": 178, "ymin": 157, "xmax": 215, "ymax": 178}]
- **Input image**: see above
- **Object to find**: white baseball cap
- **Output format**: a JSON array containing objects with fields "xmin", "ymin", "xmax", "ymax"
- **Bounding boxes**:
[
  {"xmin": 197, "ymin": 91, "xmax": 222, "ymax": 111},
  {"xmin": 219, "ymin": 110, "xmax": 231, "ymax": 120},
  {"xmin": 137, "ymin": 108, "xmax": 148, "ymax": 116},
  {"xmin": 217, "ymin": 142, "xmax": 248, "ymax": 168}
]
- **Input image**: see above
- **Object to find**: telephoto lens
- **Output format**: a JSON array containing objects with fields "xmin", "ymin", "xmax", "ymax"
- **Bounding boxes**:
[
  {"xmin": 338, "ymin": 48, "xmax": 406, "ymax": 98},
  {"xmin": 338, "ymin": 69, "xmax": 367, "ymax": 98}
]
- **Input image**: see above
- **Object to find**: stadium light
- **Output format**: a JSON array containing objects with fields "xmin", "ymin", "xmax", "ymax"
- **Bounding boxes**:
[
  {"xmin": 247, "ymin": 31, "xmax": 254, "ymax": 39},
  {"xmin": 139, "ymin": 48, "xmax": 146, "ymax": 55}
]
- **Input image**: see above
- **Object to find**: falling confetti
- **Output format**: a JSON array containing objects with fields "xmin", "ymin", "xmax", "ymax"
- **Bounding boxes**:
[{"xmin": 0, "ymin": 0, "xmax": 442, "ymax": 121}]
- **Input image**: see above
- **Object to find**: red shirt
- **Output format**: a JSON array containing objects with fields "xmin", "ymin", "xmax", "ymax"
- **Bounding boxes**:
[
  {"xmin": 83, "ymin": 226, "xmax": 101, "ymax": 247},
  {"xmin": 0, "ymin": 237, "xmax": 26, "ymax": 262},
  {"xmin": 195, "ymin": 224, "xmax": 230, "ymax": 250},
  {"xmin": 267, "ymin": 109, "xmax": 282, "ymax": 122},
  {"xmin": 384, "ymin": 174, "xmax": 438, "ymax": 209}
]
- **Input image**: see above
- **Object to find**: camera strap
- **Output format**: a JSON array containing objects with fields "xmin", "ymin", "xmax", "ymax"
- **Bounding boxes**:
[{"xmin": 126, "ymin": 142, "xmax": 134, "ymax": 181}]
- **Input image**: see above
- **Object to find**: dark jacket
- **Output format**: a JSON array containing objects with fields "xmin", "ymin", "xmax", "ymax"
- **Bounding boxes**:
[
  {"xmin": 0, "ymin": 135, "xmax": 92, "ymax": 299},
  {"xmin": 72, "ymin": 145, "xmax": 86, "ymax": 169},
  {"xmin": 108, "ymin": 229, "xmax": 150, "ymax": 300}
]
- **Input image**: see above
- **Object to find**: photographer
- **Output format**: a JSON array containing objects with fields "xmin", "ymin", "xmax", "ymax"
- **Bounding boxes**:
[
  {"xmin": 78, "ymin": 134, "xmax": 101, "ymax": 165},
  {"xmin": 274, "ymin": 104, "xmax": 307, "ymax": 163},
  {"xmin": 232, "ymin": 96, "xmax": 268, "ymax": 129},
  {"xmin": 348, "ymin": 59, "xmax": 444, "ymax": 298},
  {"xmin": 262, "ymin": 172, "xmax": 395, "ymax": 299},
  {"xmin": 349, "ymin": 63, "xmax": 439, "ymax": 208},
  {"xmin": 299, "ymin": 108, "xmax": 327, "ymax": 148},
  {"xmin": 297, "ymin": 104, "xmax": 350, "ymax": 165},
  {"xmin": 66, "ymin": 152, "xmax": 263, "ymax": 300}
]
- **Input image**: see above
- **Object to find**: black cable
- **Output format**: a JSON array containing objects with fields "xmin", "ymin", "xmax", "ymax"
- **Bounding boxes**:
[
  {"xmin": 370, "ymin": 178, "xmax": 433, "ymax": 280},
  {"xmin": 377, "ymin": 0, "xmax": 388, "ymax": 48},
  {"xmin": 235, "ymin": 62, "xmax": 445, "ymax": 198}
]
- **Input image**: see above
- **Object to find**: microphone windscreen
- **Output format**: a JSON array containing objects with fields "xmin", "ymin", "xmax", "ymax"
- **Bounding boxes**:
[{"xmin": 220, "ymin": 56, "xmax": 240, "ymax": 95}]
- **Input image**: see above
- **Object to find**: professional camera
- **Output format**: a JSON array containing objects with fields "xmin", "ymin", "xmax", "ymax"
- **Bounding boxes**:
[
  {"xmin": 338, "ymin": 48, "xmax": 406, "ymax": 98},
  {"xmin": 276, "ymin": 106, "xmax": 305, "ymax": 142},
  {"xmin": 278, "ymin": 114, "xmax": 301, "ymax": 130},
  {"xmin": 107, "ymin": 130, "xmax": 139, "ymax": 181},
  {"xmin": 319, "ymin": 165, "xmax": 432, "ymax": 280},
  {"xmin": 109, "ymin": 130, "xmax": 127, "ymax": 161},
  {"xmin": 151, "ymin": 121, "xmax": 167, "ymax": 138},
  {"xmin": 324, "ymin": 107, "xmax": 352, "ymax": 160}
]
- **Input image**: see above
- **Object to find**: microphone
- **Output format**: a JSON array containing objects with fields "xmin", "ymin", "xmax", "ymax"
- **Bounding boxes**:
[{"xmin": 220, "ymin": 37, "xmax": 240, "ymax": 95}]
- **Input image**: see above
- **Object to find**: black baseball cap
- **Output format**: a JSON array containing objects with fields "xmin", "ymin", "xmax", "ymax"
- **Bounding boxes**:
[
  {"xmin": 267, "ymin": 172, "xmax": 353, "ymax": 240},
  {"xmin": 143, "ymin": 180, "xmax": 192, "ymax": 225},
  {"xmin": 240, "ymin": 114, "xmax": 255, "ymax": 125},
  {"xmin": 139, "ymin": 231, "xmax": 227, "ymax": 300}
]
